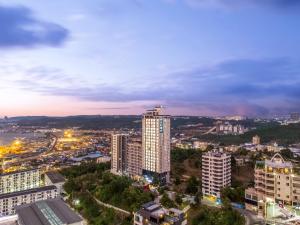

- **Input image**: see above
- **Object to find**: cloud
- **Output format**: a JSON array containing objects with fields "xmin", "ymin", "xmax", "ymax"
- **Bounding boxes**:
[
  {"xmin": 5, "ymin": 58, "xmax": 300, "ymax": 116},
  {"xmin": 185, "ymin": 0, "xmax": 300, "ymax": 10},
  {"xmin": 0, "ymin": 4, "xmax": 69, "ymax": 48}
]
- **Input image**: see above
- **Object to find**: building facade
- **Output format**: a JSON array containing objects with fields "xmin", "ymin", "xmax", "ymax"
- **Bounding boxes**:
[
  {"xmin": 245, "ymin": 153, "xmax": 300, "ymax": 216},
  {"xmin": 45, "ymin": 171, "xmax": 66, "ymax": 195},
  {"xmin": 0, "ymin": 169, "xmax": 40, "ymax": 195},
  {"xmin": 142, "ymin": 107, "xmax": 171, "ymax": 183},
  {"xmin": 110, "ymin": 134, "xmax": 128, "ymax": 175},
  {"xmin": 202, "ymin": 150, "xmax": 231, "ymax": 198},
  {"xmin": 252, "ymin": 135, "xmax": 261, "ymax": 145},
  {"xmin": 134, "ymin": 202, "xmax": 187, "ymax": 225},
  {"xmin": 0, "ymin": 185, "xmax": 57, "ymax": 216},
  {"xmin": 127, "ymin": 141, "xmax": 143, "ymax": 178}
]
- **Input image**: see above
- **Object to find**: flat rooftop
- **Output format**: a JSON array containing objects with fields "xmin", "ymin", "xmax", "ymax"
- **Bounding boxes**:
[
  {"xmin": 16, "ymin": 198, "xmax": 83, "ymax": 225},
  {"xmin": 45, "ymin": 171, "xmax": 65, "ymax": 184}
]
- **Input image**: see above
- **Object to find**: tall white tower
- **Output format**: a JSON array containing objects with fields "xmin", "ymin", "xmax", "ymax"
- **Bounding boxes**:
[{"xmin": 142, "ymin": 106, "xmax": 171, "ymax": 183}]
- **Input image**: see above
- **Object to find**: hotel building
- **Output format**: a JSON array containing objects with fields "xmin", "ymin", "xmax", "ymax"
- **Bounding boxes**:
[
  {"xmin": 245, "ymin": 153, "xmax": 300, "ymax": 216},
  {"xmin": 142, "ymin": 107, "xmax": 171, "ymax": 183},
  {"xmin": 0, "ymin": 169, "xmax": 40, "ymax": 195},
  {"xmin": 110, "ymin": 134, "xmax": 128, "ymax": 175},
  {"xmin": 202, "ymin": 150, "xmax": 231, "ymax": 198}
]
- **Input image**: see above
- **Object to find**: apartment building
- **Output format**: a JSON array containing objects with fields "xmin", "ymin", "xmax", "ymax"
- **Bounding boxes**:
[
  {"xmin": 202, "ymin": 150, "xmax": 231, "ymax": 198},
  {"xmin": 110, "ymin": 134, "xmax": 128, "ymax": 175},
  {"xmin": 127, "ymin": 141, "xmax": 143, "ymax": 178},
  {"xmin": 0, "ymin": 185, "xmax": 57, "ymax": 216},
  {"xmin": 142, "ymin": 106, "xmax": 171, "ymax": 184},
  {"xmin": 0, "ymin": 169, "xmax": 40, "ymax": 195},
  {"xmin": 134, "ymin": 202, "xmax": 187, "ymax": 225},
  {"xmin": 245, "ymin": 153, "xmax": 300, "ymax": 216}
]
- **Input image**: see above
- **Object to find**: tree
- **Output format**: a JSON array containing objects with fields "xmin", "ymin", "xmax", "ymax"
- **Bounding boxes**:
[
  {"xmin": 185, "ymin": 176, "xmax": 199, "ymax": 194},
  {"xmin": 175, "ymin": 193, "xmax": 183, "ymax": 205},
  {"xmin": 160, "ymin": 193, "xmax": 176, "ymax": 208},
  {"xmin": 280, "ymin": 149, "xmax": 294, "ymax": 159}
]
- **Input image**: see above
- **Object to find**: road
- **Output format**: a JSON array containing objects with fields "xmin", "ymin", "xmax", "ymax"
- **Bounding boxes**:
[{"xmin": 236, "ymin": 208, "xmax": 265, "ymax": 225}]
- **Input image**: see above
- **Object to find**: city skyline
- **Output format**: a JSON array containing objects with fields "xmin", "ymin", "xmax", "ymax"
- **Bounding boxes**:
[{"xmin": 1, "ymin": 0, "xmax": 300, "ymax": 117}]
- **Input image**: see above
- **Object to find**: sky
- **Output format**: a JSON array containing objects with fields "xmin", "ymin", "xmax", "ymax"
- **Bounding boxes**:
[{"xmin": 0, "ymin": 0, "xmax": 300, "ymax": 117}]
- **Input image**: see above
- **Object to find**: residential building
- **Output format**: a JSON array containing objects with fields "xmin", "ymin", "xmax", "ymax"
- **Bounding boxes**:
[
  {"xmin": 134, "ymin": 202, "xmax": 187, "ymax": 225},
  {"xmin": 0, "ymin": 169, "xmax": 40, "ymax": 195},
  {"xmin": 252, "ymin": 135, "xmax": 261, "ymax": 145},
  {"xmin": 111, "ymin": 134, "xmax": 128, "ymax": 175},
  {"xmin": 216, "ymin": 122, "xmax": 245, "ymax": 135},
  {"xmin": 0, "ymin": 185, "xmax": 57, "ymax": 216},
  {"xmin": 245, "ymin": 153, "xmax": 300, "ymax": 216},
  {"xmin": 202, "ymin": 150, "xmax": 231, "ymax": 198},
  {"xmin": 290, "ymin": 112, "xmax": 300, "ymax": 121},
  {"xmin": 16, "ymin": 198, "xmax": 85, "ymax": 225},
  {"xmin": 127, "ymin": 141, "xmax": 142, "ymax": 178},
  {"xmin": 142, "ymin": 106, "xmax": 171, "ymax": 183},
  {"xmin": 45, "ymin": 171, "xmax": 66, "ymax": 194}
]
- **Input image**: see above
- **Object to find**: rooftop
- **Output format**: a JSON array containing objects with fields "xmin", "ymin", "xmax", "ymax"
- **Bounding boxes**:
[
  {"xmin": 16, "ymin": 198, "xmax": 83, "ymax": 225},
  {"xmin": 265, "ymin": 153, "xmax": 293, "ymax": 169},
  {"xmin": 45, "ymin": 172, "xmax": 65, "ymax": 184}
]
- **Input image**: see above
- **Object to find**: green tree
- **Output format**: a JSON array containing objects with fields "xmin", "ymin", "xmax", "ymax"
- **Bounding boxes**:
[
  {"xmin": 160, "ymin": 193, "xmax": 176, "ymax": 208},
  {"xmin": 185, "ymin": 176, "xmax": 199, "ymax": 194}
]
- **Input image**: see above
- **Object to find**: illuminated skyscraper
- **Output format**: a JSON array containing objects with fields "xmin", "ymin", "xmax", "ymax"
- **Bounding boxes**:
[{"xmin": 142, "ymin": 106, "xmax": 171, "ymax": 184}]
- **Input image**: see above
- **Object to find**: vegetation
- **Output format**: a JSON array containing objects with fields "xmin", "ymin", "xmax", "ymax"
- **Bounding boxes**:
[
  {"xmin": 221, "ymin": 187, "xmax": 245, "ymax": 204},
  {"xmin": 190, "ymin": 205, "xmax": 245, "ymax": 225},
  {"xmin": 61, "ymin": 162, "xmax": 153, "ymax": 224},
  {"xmin": 171, "ymin": 148, "xmax": 202, "ymax": 163},
  {"xmin": 94, "ymin": 172, "xmax": 153, "ymax": 212},
  {"xmin": 160, "ymin": 193, "xmax": 176, "ymax": 208},
  {"xmin": 197, "ymin": 123, "xmax": 300, "ymax": 145},
  {"xmin": 185, "ymin": 176, "xmax": 200, "ymax": 194}
]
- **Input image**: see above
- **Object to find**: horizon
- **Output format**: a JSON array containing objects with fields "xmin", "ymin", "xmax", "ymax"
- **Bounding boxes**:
[{"xmin": 1, "ymin": 0, "xmax": 300, "ymax": 117}]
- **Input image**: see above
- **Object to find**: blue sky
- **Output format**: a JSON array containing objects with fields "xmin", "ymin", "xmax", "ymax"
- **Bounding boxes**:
[{"xmin": 0, "ymin": 0, "xmax": 300, "ymax": 117}]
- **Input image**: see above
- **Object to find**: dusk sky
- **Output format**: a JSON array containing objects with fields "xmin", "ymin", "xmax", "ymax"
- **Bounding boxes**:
[{"xmin": 1, "ymin": 0, "xmax": 300, "ymax": 117}]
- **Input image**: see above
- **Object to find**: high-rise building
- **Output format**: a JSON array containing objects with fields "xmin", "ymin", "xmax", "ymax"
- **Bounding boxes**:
[
  {"xmin": 202, "ymin": 150, "xmax": 231, "ymax": 198},
  {"xmin": 0, "ymin": 169, "xmax": 40, "ymax": 195},
  {"xmin": 245, "ymin": 153, "xmax": 300, "ymax": 217},
  {"xmin": 111, "ymin": 134, "xmax": 128, "ymax": 175},
  {"xmin": 252, "ymin": 135, "xmax": 261, "ymax": 145},
  {"xmin": 127, "ymin": 141, "xmax": 143, "ymax": 178},
  {"xmin": 142, "ymin": 106, "xmax": 171, "ymax": 184}
]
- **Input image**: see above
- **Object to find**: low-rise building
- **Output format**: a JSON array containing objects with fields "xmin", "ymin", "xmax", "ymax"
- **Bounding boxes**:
[
  {"xmin": 202, "ymin": 150, "xmax": 231, "ymax": 198},
  {"xmin": 245, "ymin": 153, "xmax": 300, "ymax": 217},
  {"xmin": 45, "ymin": 171, "xmax": 66, "ymax": 194},
  {"xmin": 16, "ymin": 198, "xmax": 85, "ymax": 225},
  {"xmin": 0, "ymin": 185, "xmax": 57, "ymax": 216},
  {"xmin": 252, "ymin": 135, "xmax": 261, "ymax": 145},
  {"xmin": 0, "ymin": 169, "xmax": 40, "ymax": 195},
  {"xmin": 134, "ymin": 202, "xmax": 187, "ymax": 225}
]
